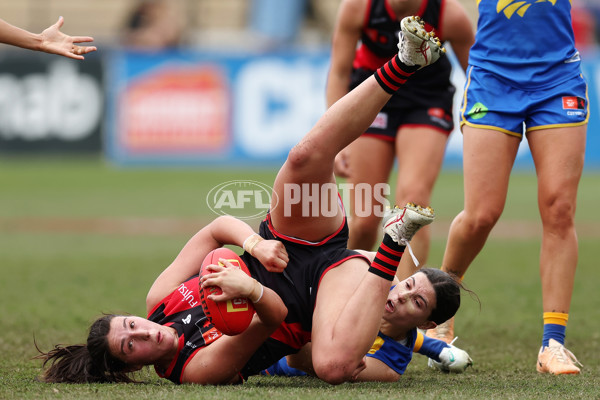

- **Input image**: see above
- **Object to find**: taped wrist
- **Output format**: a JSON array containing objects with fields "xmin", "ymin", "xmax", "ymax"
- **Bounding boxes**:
[{"xmin": 243, "ymin": 233, "xmax": 263, "ymax": 256}]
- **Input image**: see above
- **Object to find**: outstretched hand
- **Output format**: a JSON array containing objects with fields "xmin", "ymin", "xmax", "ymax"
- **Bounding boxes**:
[
  {"xmin": 40, "ymin": 16, "xmax": 96, "ymax": 60},
  {"xmin": 252, "ymin": 239, "xmax": 289, "ymax": 273},
  {"xmin": 200, "ymin": 259, "xmax": 257, "ymax": 302}
]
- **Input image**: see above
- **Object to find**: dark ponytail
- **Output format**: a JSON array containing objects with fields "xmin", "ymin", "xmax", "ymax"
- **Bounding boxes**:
[
  {"xmin": 35, "ymin": 315, "xmax": 137, "ymax": 383},
  {"xmin": 419, "ymin": 268, "xmax": 463, "ymax": 325}
]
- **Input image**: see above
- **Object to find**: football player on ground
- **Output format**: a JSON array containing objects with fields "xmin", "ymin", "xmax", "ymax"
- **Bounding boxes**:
[{"xmin": 37, "ymin": 17, "xmax": 462, "ymax": 385}]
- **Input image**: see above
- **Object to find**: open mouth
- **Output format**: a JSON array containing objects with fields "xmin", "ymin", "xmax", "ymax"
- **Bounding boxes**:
[{"xmin": 385, "ymin": 300, "xmax": 395, "ymax": 313}]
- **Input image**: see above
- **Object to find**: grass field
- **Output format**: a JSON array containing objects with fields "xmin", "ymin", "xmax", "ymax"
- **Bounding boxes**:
[{"xmin": 1, "ymin": 158, "xmax": 599, "ymax": 399}]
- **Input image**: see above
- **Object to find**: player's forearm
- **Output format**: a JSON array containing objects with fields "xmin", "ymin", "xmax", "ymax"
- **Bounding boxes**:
[
  {"xmin": 0, "ymin": 19, "xmax": 41, "ymax": 50},
  {"xmin": 208, "ymin": 215, "xmax": 257, "ymax": 248},
  {"xmin": 252, "ymin": 285, "xmax": 287, "ymax": 328}
]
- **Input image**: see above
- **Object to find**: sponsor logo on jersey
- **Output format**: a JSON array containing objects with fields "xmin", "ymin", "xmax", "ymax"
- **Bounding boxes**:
[
  {"xmin": 177, "ymin": 282, "xmax": 198, "ymax": 308},
  {"xmin": 182, "ymin": 314, "xmax": 191, "ymax": 324},
  {"xmin": 207, "ymin": 330, "xmax": 220, "ymax": 341}
]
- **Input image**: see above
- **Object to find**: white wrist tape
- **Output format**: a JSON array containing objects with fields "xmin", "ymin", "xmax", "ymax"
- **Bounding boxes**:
[{"xmin": 243, "ymin": 233, "xmax": 262, "ymax": 256}]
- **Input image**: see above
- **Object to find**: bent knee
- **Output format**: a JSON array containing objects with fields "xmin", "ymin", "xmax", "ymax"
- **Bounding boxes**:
[{"xmin": 464, "ymin": 210, "xmax": 502, "ymax": 234}]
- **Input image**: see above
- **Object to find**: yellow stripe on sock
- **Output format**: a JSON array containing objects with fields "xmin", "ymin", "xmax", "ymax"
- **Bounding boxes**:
[
  {"xmin": 414, "ymin": 330, "xmax": 425, "ymax": 352},
  {"xmin": 543, "ymin": 312, "xmax": 568, "ymax": 326}
]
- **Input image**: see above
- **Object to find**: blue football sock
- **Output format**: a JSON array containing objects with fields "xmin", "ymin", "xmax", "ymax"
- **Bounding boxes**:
[
  {"xmin": 542, "ymin": 312, "xmax": 568, "ymax": 347},
  {"xmin": 261, "ymin": 357, "xmax": 307, "ymax": 377}
]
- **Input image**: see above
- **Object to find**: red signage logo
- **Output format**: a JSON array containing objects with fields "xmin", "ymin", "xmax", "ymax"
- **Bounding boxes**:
[{"xmin": 119, "ymin": 66, "xmax": 230, "ymax": 154}]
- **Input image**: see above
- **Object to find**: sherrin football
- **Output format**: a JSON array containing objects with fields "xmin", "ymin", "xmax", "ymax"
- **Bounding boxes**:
[{"xmin": 199, "ymin": 248, "xmax": 255, "ymax": 335}]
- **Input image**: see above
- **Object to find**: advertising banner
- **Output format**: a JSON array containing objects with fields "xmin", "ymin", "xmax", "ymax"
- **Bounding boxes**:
[
  {"xmin": 106, "ymin": 50, "xmax": 329, "ymax": 165},
  {"xmin": 0, "ymin": 50, "xmax": 104, "ymax": 153},
  {"xmin": 106, "ymin": 49, "xmax": 600, "ymax": 169}
]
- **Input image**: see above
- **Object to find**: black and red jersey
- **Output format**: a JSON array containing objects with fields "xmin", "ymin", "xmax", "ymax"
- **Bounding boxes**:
[
  {"xmin": 239, "ymin": 213, "xmax": 370, "ymax": 377},
  {"xmin": 354, "ymin": 0, "xmax": 446, "ymax": 69},
  {"xmin": 148, "ymin": 214, "xmax": 370, "ymax": 381},
  {"xmin": 351, "ymin": 0, "xmax": 453, "ymax": 109},
  {"xmin": 147, "ymin": 276, "xmax": 222, "ymax": 384}
]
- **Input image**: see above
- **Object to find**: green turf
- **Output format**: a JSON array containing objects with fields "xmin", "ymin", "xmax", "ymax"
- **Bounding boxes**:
[{"xmin": 0, "ymin": 158, "xmax": 598, "ymax": 399}]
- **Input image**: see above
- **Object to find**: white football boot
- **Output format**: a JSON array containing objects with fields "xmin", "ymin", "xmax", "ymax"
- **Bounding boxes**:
[
  {"xmin": 381, "ymin": 203, "xmax": 434, "ymax": 267},
  {"xmin": 398, "ymin": 16, "xmax": 445, "ymax": 69},
  {"xmin": 382, "ymin": 203, "xmax": 435, "ymax": 244},
  {"xmin": 428, "ymin": 339, "xmax": 473, "ymax": 373}
]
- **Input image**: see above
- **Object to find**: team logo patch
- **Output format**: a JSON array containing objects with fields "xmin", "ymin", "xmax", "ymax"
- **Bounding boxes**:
[
  {"xmin": 467, "ymin": 102, "xmax": 488, "ymax": 120},
  {"xmin": 497, "ymin": 0, "xmax": 556, "ymax": 20},
  {"xmin": 562, "ymin": 96, "xmax": 585, "ymax": 110}
]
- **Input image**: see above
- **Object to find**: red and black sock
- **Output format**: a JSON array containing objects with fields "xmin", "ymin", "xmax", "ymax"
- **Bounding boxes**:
[
  {"xmin": 368, "ymin": 234, "xmax": 406, "ymax": 281},
  {"xmin": 374, "ymin": 54, "xmax": 419, "ymax": 94}
]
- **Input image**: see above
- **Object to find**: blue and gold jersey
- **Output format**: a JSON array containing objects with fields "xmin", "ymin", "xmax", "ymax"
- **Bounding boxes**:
[
  {"xmin": 469, "ymin": 0, "xmax": 580, "ymax": 89},
  {"xmin": 365, "ymin": 328, "xmax": 417, "ymax": 375}
]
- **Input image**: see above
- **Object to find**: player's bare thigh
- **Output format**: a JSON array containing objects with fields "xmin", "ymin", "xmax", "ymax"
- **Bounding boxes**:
[
  {"xmin": 527, "ymin": 124, "xmax": 586, "ymax": 212},
  {"xmin": 462, "ymin": 125, "xmax": 520, "ymax": 214},
  {"xmin": 395, "ymin": 126, "xmax": 448, "ymax": 203},
  {"xmin": 269, "ymin": 159, "xmax": 344, "ymax": 242},
  {"xmin": 311, "ymin": 257, "xmax": 370, "ymax": 345}
]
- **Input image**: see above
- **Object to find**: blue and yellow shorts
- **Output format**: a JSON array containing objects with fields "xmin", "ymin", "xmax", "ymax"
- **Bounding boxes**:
[{"xmin": 460, "ymin": 65, "xmax": 588, "ymax": 139}]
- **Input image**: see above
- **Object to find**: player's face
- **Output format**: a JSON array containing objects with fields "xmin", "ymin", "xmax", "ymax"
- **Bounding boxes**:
[
  {"xmin": 383, "ymin": 272, "xmax": 437, "ymax": 330},
  {"xmin": 107, "ymin": 316, "xmax": 178, "ymax": 368}
]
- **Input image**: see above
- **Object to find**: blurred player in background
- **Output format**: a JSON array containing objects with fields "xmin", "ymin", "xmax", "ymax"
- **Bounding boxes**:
[
  {"xmin": 121, "ymin": 0, "xmax": 186, "ymax": 50},
  {"xmin": 37, "ymin": 18, "xmax": 462, "ymax": 385},
  {"xmin": 328, "ymin": 0, "xmax": 474, "ymax": 279},
  {"xmin": 0, "ymin": 16, "xmax": 96, "ymax": 59},
  {"xmin": 426, "ymin": 0, "xmax": 587, "ymax": 376}
]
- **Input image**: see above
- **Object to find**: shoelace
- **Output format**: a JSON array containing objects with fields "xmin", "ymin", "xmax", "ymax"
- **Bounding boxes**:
[
  {"xmin": 547, "ymin": 344, "xmax": 583, "ymax": 367},
  {"xmin": 399, "ymin": 238, "xmax": 420, "ymax": 267}
]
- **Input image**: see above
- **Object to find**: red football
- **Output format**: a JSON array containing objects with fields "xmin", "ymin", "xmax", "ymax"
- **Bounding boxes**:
[{"xmin": 199, "ymin": 248, "xmax": 255, "ymax": 335}]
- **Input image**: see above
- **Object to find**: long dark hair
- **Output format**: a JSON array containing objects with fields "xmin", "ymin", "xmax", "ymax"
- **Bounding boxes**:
[
  {"xmin": 419, "ymin": 268, "xmax": 466, "ymax": 325},
  {"xmin": 35, "ymin": 314, "xmax": 136, "ymax": 383}
]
